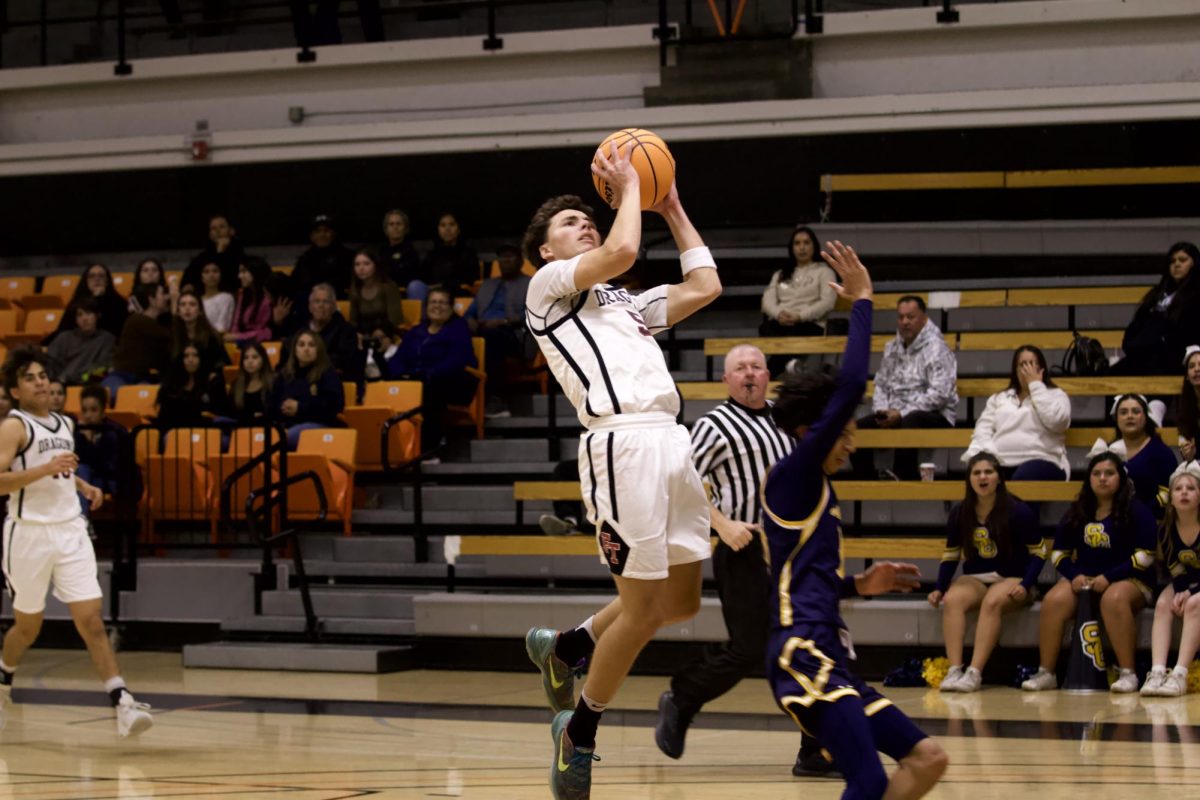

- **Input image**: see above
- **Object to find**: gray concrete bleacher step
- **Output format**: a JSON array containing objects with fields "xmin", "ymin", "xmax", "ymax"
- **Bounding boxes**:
[
  {"xmin": 470, "ymin": 438, "xmax": 549, "ymax": 462},
  {"xmin": 353, "ymin": 508, "xmax": 544, "ymax": 526},
  {"xmin": 220, "ymin": 615, "xmax": 416, "ymax": 637},
  {"xmin": 182, "ymin": 641, "xmax": 414, "ymax": 673},
  {"xmin": 261, "ymin": 587, "xmax": 419, "ymax": 619},
  {"xmin": 331, "ymin": 536, "xmax": 415, "ymax": 563}
]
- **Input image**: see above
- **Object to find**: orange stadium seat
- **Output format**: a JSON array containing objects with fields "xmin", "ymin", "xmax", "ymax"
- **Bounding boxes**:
[
  {"xmin": 453, "ymin": 297, "xmax": 473, "ymax": 317},
  {"xmin": 110, "ymin": 384, "xmax": 159, "ymax": 429},
  {"xmin": 131, "ymin": 428, "xmax": 161, "ymax": 470},
  {"xmin": 342, "ymin": 382, "xmax": 358, "ymax": 408},
  {"xmin": 163, "ymin": 428, "xmax": 223, "ymax": 464},
  {"xmin": 22, "ymin": 309, "xmax": 62, "ymax": 338},
  {"xmin": 109, "ymin": 272, "xmax": 134, "ymax": 296},
  {"xmin": 0, "ymin": 310, "xmax": 22, "ymax": 338},
  {"xmin": 336, "ymin": 300, "xmax": 350, "ymax": 320},
  {"xmin": 341, "ymin": 380, "xmax": 421, "ymax": 470},
  {"xmin": 223, "ymin": 365, "xmax": 240, "ymax": 384},
  {"xmin": 143, "ymin": 454, "xmax": 213, "ymax": 535},
  {"xmin": 165, "ymin": 271, "xmax": 183, "ymax": 290},
  {"xmin": 64, "ymin": 385, "xmax": 83, "ymax": 416},
  {"xmin": 289, "ymin": 428, "xmax": 357, "ymax": 536},
  {"xmin": 444, "ymin": 337, "xmax": 486, "ymax": 439},
  {"xmin": 262, "ymin": 341, "xmax": 282, "ymax": 367},
  {"xmin": 42, "ymin": 274, "xmax": 81, "ymax": 303},
  {"xmin": 18, "ymin": 294, "xmax": 64, "ymax": 312},
  {"xmin": 0, "ymin": 277, "xmax": 36, "ymax": 303},
  {"xmin": 400, "ymin": 299, "xmax": 422, "ymax": 328},
  {"xmin": 225, "ymin": 342, "xmax": 241, "ymax": 366}
]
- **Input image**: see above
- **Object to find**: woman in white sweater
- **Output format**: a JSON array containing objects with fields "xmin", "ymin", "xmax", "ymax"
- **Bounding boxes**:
[
  {"xmin": 760, "ymin": 225, "xmax": 838, "ymax": 336},
  {"xmin": 962, "ymin": 345, "xmax": 1072, "ymax": 480}
]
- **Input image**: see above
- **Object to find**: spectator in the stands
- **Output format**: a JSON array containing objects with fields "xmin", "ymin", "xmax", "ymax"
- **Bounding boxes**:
[
  {"xmin": 104, "ymin": 282, "xmax": 173, "ymax": 401},
  {"xmin": 929, "ymin": 453, "xmax": 1047, "ymax": 693},
  {"xmin": 464, "ymin": 243, "xmax": 530, "ymax": 418},
  {"xmin": 851, "ymin": 295, "xmax": 958, "ymax": 480},
  {"xmin": 1177, "ymin": 345, "xmax": 1200, "ymax": 461},
  {"xmin": 299, "ymin": 283, "xmax": 363, "ymax": 383},
  {"xmin": 172, "ymin": 289, "xmax": 231, "ymax": 377},
  {"xmin": 226, "ymin": 342, "xmax": 276, "ymax": 424},
  {"xmin": 47, "ymin": 379, "xmax": 66, "ymax": 415},
  {"xmin": 1021, "ymin": 451, "xmax": 1156, "ymax": 694},
  {"xmin": 135, "ymin": 257, "xmax": 175, "ymax": 322},
  {"xmin": 349, "ymin": 247, "xmax": 404, "ymax": 336},
  {"xmin": 198, "ymin": 261, "xmax": 235, "ymax": 333},
  {"xmin": 420, "ymin": 213, "xmax": 480, "ymax": 294},
  {"xmin": 759, "ymin": 225, "xmax": 837, "ymax": 374},
  {"xmin": 154, "ymin": 343, "xmax": 228, "ymax": 432},
  {"xmin": 1114, "ymin": 241, "xmax": 1200, "ymax": 376},
  {"xmin": 386, "ymin": 286, "xmax": 478, "ymax": 458},
  {"xmin": 963, "ymin": 345, "xmax": 1071, "ymax": 480},
  {"xmin": 225, "ymin": 258, "xmax": 274, "ymax": 345},
  {"xmin": 1089, "ymin": 394, "xmax": 1177, "ymax": 518},
  {"xmin": 363, "ymin": 320, "xmax": 400, "ymax": 382},
  {"xmin": 266, "ymin": 272, "xmax": 301, "ymax": 342},
  {"xmin": 181, "ymin": 214, "xmax": 244, "ymax": 294},
  {"xmin": 380, "ymin": 208, "xmax": 423, "ymax": 299},
  {"xmin": 292, "ymin": 213, "xmax": 355, "ymax": 300},
  {"xmin": 269, "ymin": 330, "xmax": 345, "ymax": 449},
  {"xmin": 46, "ymin": 299, "xmax": 115, "ymax": 386},
  {"xmin": 45, "ymin": 263, "xmax": 128, "ymax": 344},
  {"xmin": 75, "ymin": 386, "xmax": 121, "ymax": 496}
]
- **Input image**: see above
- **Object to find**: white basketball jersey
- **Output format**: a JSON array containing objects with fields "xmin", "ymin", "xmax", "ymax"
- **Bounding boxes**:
[
  {"xmin": 8, "ymin": 410, "xmax": 81, "ymax": 523},
  {"xmin": 526, "ymin": 254, "xmax": 679, "ymax": 427}
]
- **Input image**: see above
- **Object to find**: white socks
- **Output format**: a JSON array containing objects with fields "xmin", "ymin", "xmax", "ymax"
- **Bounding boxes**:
[
  {"xmin": 580, "ymin": 616, "xmax": 597, "ymax": 643},
  {"xmin": 581, "ymin": 692, "xmax": 607, "ymax": 713}
]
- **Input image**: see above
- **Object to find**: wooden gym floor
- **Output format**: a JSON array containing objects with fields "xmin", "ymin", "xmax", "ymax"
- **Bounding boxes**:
[{"xmin": 0, "ymin": 649, "xmax": 1197, "ymax": 799}]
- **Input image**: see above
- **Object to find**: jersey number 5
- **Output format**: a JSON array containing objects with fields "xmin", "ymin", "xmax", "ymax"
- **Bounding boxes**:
[{"xmin": 625, "ymin": 310, "xmax": 652, "ymax": 337}]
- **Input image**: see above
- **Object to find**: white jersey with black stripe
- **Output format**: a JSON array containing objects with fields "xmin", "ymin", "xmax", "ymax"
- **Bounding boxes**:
[
  {"xmin": 7, "ymin": 409, "xmax": 81, "ymax": 524},
  {"xmin": 526, "ymin": 254, "xmax": 678, "ymax": 428}
]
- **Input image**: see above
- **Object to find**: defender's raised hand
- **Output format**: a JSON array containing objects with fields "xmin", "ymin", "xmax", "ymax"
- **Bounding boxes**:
[{"xmin": 822, "ymin": 240, "xmax": 873, "ymax": 303}]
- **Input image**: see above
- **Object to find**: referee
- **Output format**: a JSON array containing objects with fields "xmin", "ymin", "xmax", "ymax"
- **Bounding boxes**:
[{"xmin": 655, "ymin": 343, "xmax": 835, "ymax": 777}]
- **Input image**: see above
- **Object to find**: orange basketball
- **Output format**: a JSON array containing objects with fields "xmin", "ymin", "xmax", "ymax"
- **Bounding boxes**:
[{"xmin": 592, "ymin": 128, "xmax": 676, "ymax": 210}]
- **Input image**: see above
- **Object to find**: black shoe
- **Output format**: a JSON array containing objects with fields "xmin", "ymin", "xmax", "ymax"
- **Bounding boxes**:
[
  {"xmin": 654, "ymin": 691, "xmax": 693, "ymax": 760},
  {"xmin": 792, "ymin": 746, "xmax": 840, "ymax": 778}
]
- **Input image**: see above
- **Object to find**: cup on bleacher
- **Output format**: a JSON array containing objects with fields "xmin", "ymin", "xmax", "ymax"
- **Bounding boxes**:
[{"xmin": 920, "ymin": 463, "xmax": 936, "ymax": 482}]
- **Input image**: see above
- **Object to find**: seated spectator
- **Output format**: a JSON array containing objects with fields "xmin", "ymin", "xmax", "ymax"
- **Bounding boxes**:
[
  {"xmin": 380, "ymin": 208, "xmax": 424, "ymax": 299},
  {"xmin": 154, "ymin": 343, "xmax": 228, "ymax": 431},
  {"xmin": 46, "ymin": 300, "xmax": 116, "ymax": 386},
  {"xmin": 1090, "ymin": 394, "xmax": 1176, "ymax": 517},
  {"xmin": 181, "ymin": 214, "xmax": 244, "ymax": 294},
  {"xmin": 1022, "ymin": 452, "xmax": 1155, "ymax": 693},
  {"xmin": 135, "ymin": 257, "xmax": 175, "ymax": 322},
  {"xmin": 1177, "ymin": 345, "xmax": 1200, "ymax": 461},
  {"xmin": 929, "ymin": 453, "xmax": 1046, "ymax": 693},
  {"xmin": 269, "ymin": 331, "xmax": 345, "ymax": 449},
  {"xmin": 103, "ymin": 283, "xmax": 173, "ymax": 400},
  {"xmin": 349, "ymin": 248, "xmax": 404, "ymax": 336},
  {"xmin": 1114, "ymin": 242, "xmax": 1200, "ymax": 375},
  {"xmin": 963, "ymin": 345, "xmax": 1070, "ymax": 480},
  {"xmin": 225, "ymin": 342, "xmax": 275, "ymax": 424},
  {"xmin": 464, "ymin": 244, "xmax": 530, "ymax": 418},
  {"xmin": 45, "ymin": 263, "xmax": 129, "ymax": 344},
  {"xmin": 292, "ymin": 214, "xmax": 355, "ymax": 300},
  {"xmin": 199, "ymin": 262, "xmax": 235, "ymax": 333},
  {"xmin": 421, "ymin": 213, "xmax": 480, "ymax": 295},
  {"xmin": 172, "ymin": 289, "xmax": 231, "ymax": 377},
  {"xmin": 48, "ymin": 379, "xmax": 66, "ymax": 415},
  {"xmin": 364, "ymin": 321, "xmax": 399, "ymax": 382},
  {"xmin": 296, "ymin": 283, "xmax": 363, "ymax": 384},
  {"xmin": 225, "ymin": 258, "xmax": 274, "ymax": 345},
  {"xmin": 1140, "ymin": 461, "xmax": 1200, "ymax": 696},
  {"xmin": 386, "ymin": 287, "xmax": 478, "ymax": 457},
  {"xmin": 75, "ymin": 386, "xmax": 122, "ymax": 496},
  {"xmin": 266, "ymin": 271, "xmax": 301, "ymax": 342},
  {"xmin": 851, "ymin": 295, "xmax": 958, "ymax": 480},
  {"xmin": 759, "ymin": 225, "xmax": 837, "ymax": 373}
]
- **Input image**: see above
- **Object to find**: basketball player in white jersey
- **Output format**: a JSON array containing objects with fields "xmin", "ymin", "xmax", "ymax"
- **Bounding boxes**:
[
  {"xmin": 0, "ymin": 346, "xmax": 153, "ymax": 737},
  {"xmin": 522, "ymin": 143, "xmax": 721, "ymax": 799}
]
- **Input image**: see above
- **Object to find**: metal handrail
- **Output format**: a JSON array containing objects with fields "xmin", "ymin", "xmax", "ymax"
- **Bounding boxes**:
[
  {"xmin": 217, "ymin": 421, "xmax": 289, "ymax": 534},
  {"xmin": 381, "ymin": 406, "xmax": 430, "ymax": 561}
]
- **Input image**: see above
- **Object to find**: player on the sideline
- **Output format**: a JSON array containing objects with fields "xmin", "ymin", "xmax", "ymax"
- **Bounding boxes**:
[
  {"xmin": 0, "ymin": 346, "xmax": 153, "ymax": 737},
  {"xmin": 764, "ymin": 243, "xmax": 947, "ymax": 799},
  {"xmin": 522, "ymin": 142, "xmax": 721, "ymax": 799}
]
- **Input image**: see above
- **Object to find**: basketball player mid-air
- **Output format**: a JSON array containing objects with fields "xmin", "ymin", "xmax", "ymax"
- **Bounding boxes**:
[
  {"xmin": 521, "ymin": 142, "xmax": 721, "ymax": 799},
  {"xmin": 0, "ymin": 346, "xmax": 153, "ymax": 737}
]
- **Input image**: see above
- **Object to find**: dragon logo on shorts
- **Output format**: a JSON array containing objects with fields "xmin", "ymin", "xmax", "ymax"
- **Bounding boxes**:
[
  {"xmin": 598, "ymin": 522, "xmax": 629, "ymax": 576},
  {"xmin": 1083, "ymin": 523, "xmax": 1111, "ymax": 549},
  {"xmin": 1080, "ymin": 621, "xmax": 1105, "ymax": 670},
  {"xmin": 972, "ymin": 527, "xmax": 997, "ymax": 559}
]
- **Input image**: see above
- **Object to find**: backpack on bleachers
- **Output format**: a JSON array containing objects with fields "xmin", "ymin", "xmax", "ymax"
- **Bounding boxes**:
[{"xmin": 1060, "ymin": 332, "xmax": 1109, "ymax": 376}]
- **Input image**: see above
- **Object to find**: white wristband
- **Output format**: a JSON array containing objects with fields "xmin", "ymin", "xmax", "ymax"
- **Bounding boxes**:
[{"xmin": 680, "ymin": 246, "xmax": 716, "ymax": 275}]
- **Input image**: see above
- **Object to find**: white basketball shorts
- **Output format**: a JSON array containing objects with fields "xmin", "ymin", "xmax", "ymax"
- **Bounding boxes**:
[
  {"xmin": 578, "ymin": 412, "xmax": 711, "ymax": 580},
  {"xmin": 3, "ymin": 516, "xmax": 102, "ymax": 614}
]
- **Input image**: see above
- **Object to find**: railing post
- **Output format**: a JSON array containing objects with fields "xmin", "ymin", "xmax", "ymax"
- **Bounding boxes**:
[
  {"xmin": 653, "ymin": 0, "xmax": 676, "ymax": 68},
  {"xmin": 482, "ymin": 0, "xmax": 503, "ymax": 51},
  {"xmin": 114, "ymin": 0, "xmax": 132, "ymax": 75},
  {"xmin": 39, "ymin": 0, "xmax": 48, "ymax": 66},
  {"xmin": 937, "ymin": 0, "xmax": 960, "ymax": 24},
  {"xmin": 804, "ymin": 0, "xmax": 823, "ymax": 34}
]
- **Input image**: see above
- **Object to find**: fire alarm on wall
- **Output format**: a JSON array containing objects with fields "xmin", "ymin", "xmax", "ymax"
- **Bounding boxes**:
[{"xmin": 189, "ymin": 120, "xmax": 212, "ymax": 162}]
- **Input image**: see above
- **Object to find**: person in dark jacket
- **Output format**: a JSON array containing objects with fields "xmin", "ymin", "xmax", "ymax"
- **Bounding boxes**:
[
  {"xmin": 154, "ymin": 343, "xmax": 228, "ymax": 432},
  {"xmin": 226, "ymin": 342, "xmax": 276, "ymax": 425},
  {"xmin": 1114, "ymin": 241, "xmax": 1200, "ymax": 375},
  {"xmin": 463, "ymin": 244, "xmax": 530, "ymax": 416},
  {"xmin": 420, "ymin": 213, "xmax": 480, "ymax": 295},
  {"xmin": 46, "ymin": 299, "xmax": 115, "ymax": 385},
  {"xmin": 171, "ymin": 289, "xmax": 231, "ymax": 378},
  {"xmin": 292, "ymin": 214, "xmax": 355, "ymax": 300},
  {"xmin": 180, "ymin": 214, "xmax": 245, "ymax": 294},
  {"xmin": 387, "ymin": 286, "xmax": 477, "ymax": 456},
  {"xmin": 293, "ymin": 283, "xmax": 363, "ymax": 384},
  {"xmin": 44, "ymin": 263, "xmax": 129, "ymax": 344},
  {"xmin": 103, "ymin": 283, "xmax": 173, "ymax": 402},
  {"xmin": 380, "ymin": 208, "xmax": 424, "ymax": 299},
  {"xmin": 269, "ymin": 330, "xmax": 345, "ymax": 449},
  {"xmin": 75, "ymin": 385, "xmax": 124, "ymax": 496}
]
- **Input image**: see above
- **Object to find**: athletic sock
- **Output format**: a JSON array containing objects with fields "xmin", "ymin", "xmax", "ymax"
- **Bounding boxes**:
[
  {"xmin": 566, "ymin": 693, "xmax": 606, "ymax": 750},
  {"xmin": 1171, "ymin": 665, "xmax": 1189, "ymax": 678},
  {"xmin": 105, "ymin": 676, "xmax": 128, "ymax": 707},
  {"xmin": 1151, "ymin": 665, "xmax": 1167, "ymax": 675},
  {"xmin": 555, "ymin": 620, "xmax": 597, "ymax": 666}
]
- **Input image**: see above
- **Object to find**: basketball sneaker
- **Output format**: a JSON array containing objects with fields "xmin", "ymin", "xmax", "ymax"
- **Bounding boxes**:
[
  {"xmin": 550, "ymin": 710, "xmax": 598, "ymax": 800},
  {"xmin": 526, "ymin": 627, "xmax": 575, "ymax": 713},
  {"xmin": 1110, "ymin": 669, "xmax": 1139, "ymax": 694},
  {"xmin": 654, "ymin": 691, "xmax": 694, "ymax": 760},
  {"xmin": 792, "ymin": 740, "xmax": 840, "ymax": 778},
  {"xmin": 1021, "ymin": 668, "xmax": 1057, "ymax": 691},
  {"xmin": 115, "ymin": 692, "xmax": 153, "ymax": 738}
]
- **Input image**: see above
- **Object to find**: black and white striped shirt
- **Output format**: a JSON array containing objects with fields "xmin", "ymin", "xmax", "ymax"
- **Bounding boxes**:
[{"xmin": 691, "ymin": 398, "xmax": 794, "ymax": 524}]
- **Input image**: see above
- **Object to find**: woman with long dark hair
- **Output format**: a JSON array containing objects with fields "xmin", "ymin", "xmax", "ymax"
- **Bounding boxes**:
[
  {"xmin": 348, "ymin": 247, "xmax": 404, "ymax": 336},
  {"xmin": 225, "ymin": 258, "xmax": 274, "ymax": 345},
  {"xmin": 1022, "ymin": 452, "xmax": 1156, "ymax": 693},
  {"xmin": 929, "ymin": 452, "xmax": 1046, "ymax": 693},
  {"xmin": 154, "ymin": 343, "xmax": 228, "ymax": 431},
  {"xmin": 1140, "ymin": 461, "xmax": 1200, "ymax": 697},
  {"xmin": 963, "ymin": 345, "xmax": 1071, "ymax": 480},
  {"xmin": 758, "ymin": 225, "xmax": 838, "ymax": 375},
  {"xmin": 1115, "ymin": 242, "xmax": 1200, "ymax": 375},
  {"xmin": 45, "ymin": 262, "xmax": 129, "ymax": 344},
  {"xmin": 1177, "ymin": 345, "xmax": 1200, "ymax": 461},
  {"xmin": 268, "ymin": 330, "xmax": 344, "ymax": 449},
  {"xmin": 226, "ymin": 342, "xmax": 275, "ymax": 424},
  {"xmin": 171, "ymin": 289, "xmax": 230, "ymax": 376},
  {"xmin": 1090, "ymin": 393, "xmax": 1177, "ymax": 517}
]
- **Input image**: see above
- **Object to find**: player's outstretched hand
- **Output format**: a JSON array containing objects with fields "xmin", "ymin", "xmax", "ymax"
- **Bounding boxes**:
[
  {"xmin": 591, "ymin": 141, "xmax": 639, "ymax": 209},
  {"xmin": 822, "ymin": 240, "xmax": 873, "ymax": 303},
  {"xmin": 855, "ymin": 561, "xmax": 920, "ymax": 596}
]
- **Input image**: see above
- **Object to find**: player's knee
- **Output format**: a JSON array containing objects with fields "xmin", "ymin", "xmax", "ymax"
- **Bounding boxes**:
[
  {"xmin": 666, "ymin": 593, "xmax": 702, "ymax": 623},
  {"xmin": 72, "ymin": 610, "xmax": 106, "ymax": 639},
  {"xmin": 981, "ymin": 593, "xmax": 1008, "ymax": 614},
  {"xmin": 1099, "ymin": 588, "xmax": 1125, "ymax": 613},
  {"xmin": 1156, "ymin": 590, "xmax": 1174, "ymax": 612},
  {"xmin": 12, "ymin": 613, "xmax": 43, "ymax": 640},
  {"xmin": 906, "ymin": 738, "xmax": 949, "ymax": 783},
  {"xmin": 1185, "ymin": 593, "xmax": 1200, "ymax": 615}
]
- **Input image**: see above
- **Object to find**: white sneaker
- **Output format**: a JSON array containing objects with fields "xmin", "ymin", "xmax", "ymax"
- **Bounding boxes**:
[
  {"xmin": 956, "ymin": 667, "xmax": 983, "ymax": 693},
  {"xmin": 939, "ymin": 665, "xmax": 965, "ymax": 692},
  {"xmin": 115, "ymin": 692, "xmax": 153, "ymax": 738},
  {"xmin": 1110, "ymin": 670, "xmax": 1139, "ymax": 694},
  {"xmin": 1140, "ymin": 668, "xmax": 1168, "ymax": 696},
  {"xmin": 1022, "ymin": 667, "xmax": 1057, "ymax": 692},
  {"xmin": 1159, "ymin": 671, "xmax": 1187, "ymax": 698}
]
